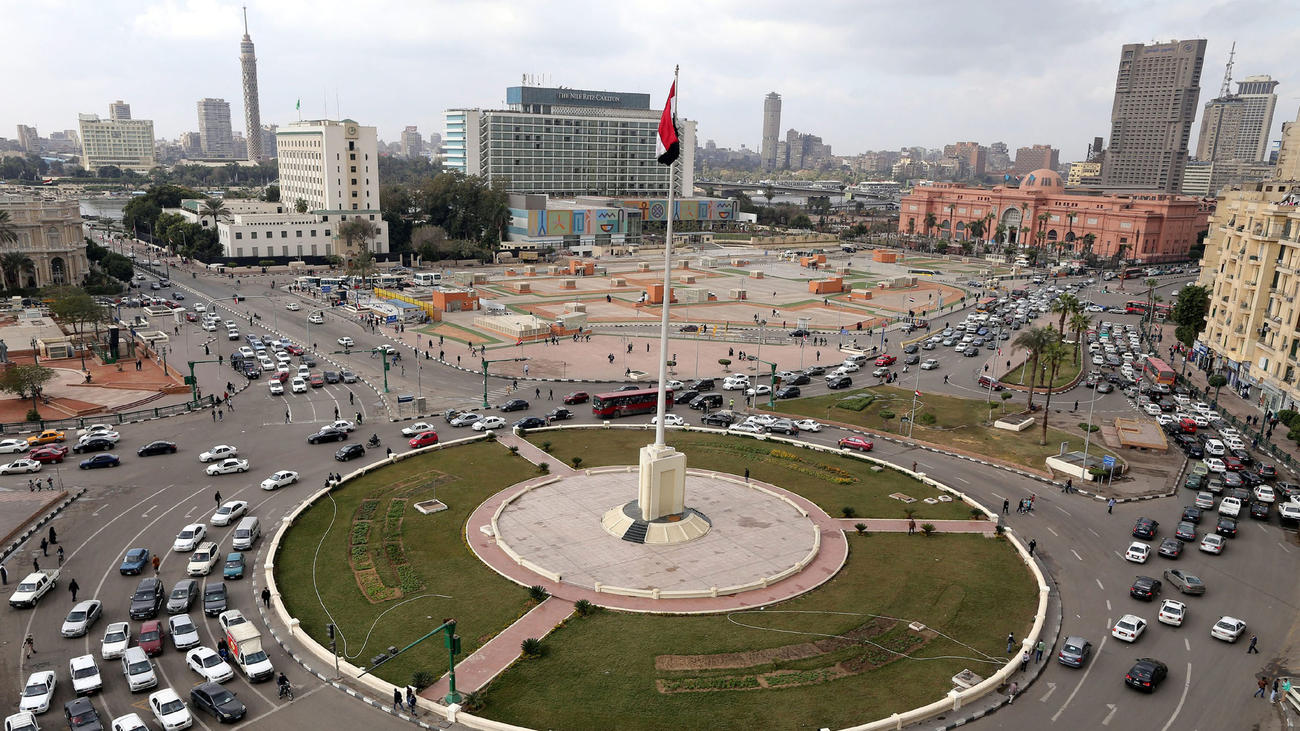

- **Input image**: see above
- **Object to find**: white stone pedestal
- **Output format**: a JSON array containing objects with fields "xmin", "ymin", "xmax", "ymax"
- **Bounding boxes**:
[{"xmin": 638, "ymin": 444, "xmax": 686, "ymax": 521}]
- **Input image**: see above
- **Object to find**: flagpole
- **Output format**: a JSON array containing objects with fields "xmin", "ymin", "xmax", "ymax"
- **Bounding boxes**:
[
  {"xmin": 653, "ymin": 65, "xmax": 680, "ymax": 449},
  {"xmin": 909, "ymin": 368, "xmax": 920, "ymax": 438}
]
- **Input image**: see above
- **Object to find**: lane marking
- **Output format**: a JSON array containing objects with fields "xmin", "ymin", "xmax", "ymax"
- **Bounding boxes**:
[
  {"xmin": 1101, "ymin": 703, "xmax": 1118, "ymax": 726},
  {"xmin": 141, "ymin": 504, "xmax": 158, "ymax": 517},
  {"xmin": 1046, "ymin": 526, "xmax": 1059, "ymax": 537},
  {"xmin": 991, "ymin": 492, "xmax": 1005, "ymax": 501},
  {"xmin": 952, "ymin": 476, "xmax": 970, "ymax": 484},
  {"xmin": 1096, "ymin": 579, "xmax": 1105, "ymax": 591},
  {"xmin": 1071, "ymin": 549, "xmax": 1083, "ymax": 561},
  {"xmin": 1055, "ymin": 505, "xmax": 1072, "ymax": 516},
  {"xmin": 1052, "ymin": 635, "xmax": 1108, "ymax": 722},
  {"xmin": 1088, "ymin": 528, "xmax": 1100, "ymax": 537},
  {"xmin": 1106, "ymin": 599, "xmax": 1112, "ymax": 612},
  {"xmin": 1184, "ymin": 638, "xmax": 1190, "ymax": 652},
  {"xmin": 1039, "ymin": 681, "xmax": 1057, "ymax": 703},
  {"xmin": 1279, "ymin": 542, "xmax": 1292, "ymax": 553},
  {"xmin": 1158, "ymin": 663, "xmax": 1192, "ymax": 731}
]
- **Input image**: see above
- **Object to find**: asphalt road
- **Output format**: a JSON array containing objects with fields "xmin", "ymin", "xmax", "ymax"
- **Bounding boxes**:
[{"xmin": 5, "ymin": 261, "xmax": 1294, "ymax": 731}]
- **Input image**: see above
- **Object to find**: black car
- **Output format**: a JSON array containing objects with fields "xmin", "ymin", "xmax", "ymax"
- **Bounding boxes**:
[
  {"xmin": 64, "ymin": 697, "xmax": 103, "ymax": 731},
  {"xmin": 902, "ymin": 344, "xmax": 919, "ymax": 354},
  {"xmin": 546, "ymin": 407, "xmax": 574, "ymax": 421},
  {"xmin": 191, "ymin": 681, "xmax": 247, "ymax": 723},
  {"xmin": 499, "ymin": 399, "xmax": 529, "ymax": 412},
  {"xmin": 203, "ymin": 582, "xmax": 227, "ymax": 616},
  {"xmin": 675, "ymin": 389, "xmax": 700, "ymax": 405},
  {"xmin": 1184, "ymin": 442, "xmax": 1204, "ymax": 459},
  {"xmin": 802, "ymin": 366, "xmax": 826, "ymax": 376},
  {"xmin": 79, "ymin": 454, "xmax": 120, "ymax": 469},
  {"xmin": 1157, "ymin": 538, "xmax": 1182, "ymax": 559},
  {"xmin": 766, "ymin": 419, "xmax": 799, "ymax": 435},
  {"xmin": 826, "ymin": 375, "xmax": 852, "ymax": 389},
  {"xmin": 775, "ymin": 386, "xmax": 801, "ymax": 399},
  {"xmin": 1257, "ymin": 463, "xmax": 1277, "ymax": 480},
  {"xmin": 1216, "ymin": 516, "xmax": 1238, "ymax": 538},
  {"xmin": 323, "ymin": 371, "xmax": 341, "ymax": 384},
  {"xmin": 129, "ymin": 577, "xmax": 164, "ymax": 620},
  {"xmin": 137, "ymin": 440, "xmax": 177, "ymax": 457},
  {"xmin": 1239, "ymin": 470, "xmax": 1263, "ymax": 488},
  {"xmin": 240, "ymin": 364, "xmax": 261, "ymax": 379},
  {"xmin": 335, "ymin": 443, "xmax": 365, "ymax": 462},
  {"xmin": 514, "ymin": 417, "xmax": 546, "ymax": 430},
  {"xmin": 789, "ymin": 329, "xmax": 810, "ymax": 338},
  {"xmin": 1132, "ymin": 517, "xmax": 1159, "ymax": 539},
  {"xmin": 74, "ymin": 437, "xmax": 115, "ymax": 454},
  {"xmin": 1248, "ymin": 500, "xmax": 1270, "ymax": 520},
  {"xmin": 1229, "ymin": 448, "xmax": 1253, "ymax": 466},
  {"xmin": 1129, "ymin": 575, "xmax": 1162, "ymax": 601},
  {"xmin": 679, "ymin": 324, "xmax": 700, "ymax": 333},
  {"xmin": 1174, "ymin": 521, "xmax": 1197, "ymax": 541},
  {"xmin": 689, "ymin": 379, "xmax": 715, "ymax": 391},
  {"xmin": 307, "ymin": 427, "xmax": 348, "ymax": 444},
  {"xmin": 904, "ymin": 354, "xmax": 920, "ymax": 365},
  {"xmin": 1125, "ymin": 658, "xmax": 1169, "ymax": 692},
  {"xmin": 786, "ymin": 373, "xmax": 811, "ymax": 386},
  {"xmin": 701, "ymin": 411, "xmax": 737, "ymax": 427},
  {"xmin": 1180, "ymin": 506, "xmax": 1201, "ymax": 523}
]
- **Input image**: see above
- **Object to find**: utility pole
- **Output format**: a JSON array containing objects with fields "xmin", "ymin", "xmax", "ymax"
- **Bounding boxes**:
[{"xmin": 481, "ymin": 356, "xmax": 529, "ymax": 409}]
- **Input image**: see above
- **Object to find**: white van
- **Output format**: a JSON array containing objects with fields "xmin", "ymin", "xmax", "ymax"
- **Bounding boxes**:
[
  {"xmin": 411, "ymin": 272, "xmax": 442, "ymax": 286},
  {"xmin": 231, "ymin": 516, "xmax": 260, "ymax": 550},
  {"xmin": 121, "ymin": 646, "xmax": 158, "ymax": 692},
  {"xmin": 844, "ymin": 352, "xmax": 870, "ymax": 365}
]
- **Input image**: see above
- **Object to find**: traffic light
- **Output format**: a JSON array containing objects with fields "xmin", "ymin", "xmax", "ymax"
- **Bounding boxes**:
[
  {"xmin": 448, "ymin": 634, "xmax": 461, "ymax": 655},
  {"xmin": 218, "ymin": 355, "xmax": 223, "ymax": 365}
]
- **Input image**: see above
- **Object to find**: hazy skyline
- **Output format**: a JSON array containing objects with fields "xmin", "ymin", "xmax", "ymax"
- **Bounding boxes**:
[{"xmin": 7, "ymin": 0, "xmax": 1299, "ymax": 163}]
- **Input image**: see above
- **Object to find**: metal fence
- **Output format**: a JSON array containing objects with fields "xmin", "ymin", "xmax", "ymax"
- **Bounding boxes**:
[
  {"xmin": 1181, "ymin": 381, "xmax": 1296, "ymax": 471},
  {"xmin": 0, "ymin": 396, "xmax": 215, "ymax": 435}
]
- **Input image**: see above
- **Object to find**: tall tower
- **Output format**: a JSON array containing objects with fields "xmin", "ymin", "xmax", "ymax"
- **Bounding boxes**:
[
  {"xmin": 761, "ymin": 92, "xmax": 781, "ymax": 172},
  {"xmin": 1101, "ymin": 39, "xmax": 1207, "ymax": 192},
  {"xmin": 239, "ymin": 6, "xmax": 264, "ymax": 162}
]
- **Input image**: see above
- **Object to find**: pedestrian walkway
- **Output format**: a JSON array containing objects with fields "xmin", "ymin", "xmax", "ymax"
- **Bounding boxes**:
[
  {"xmin": 833, "ymin": 517, "xmax": 997, "ymax": 535},
  {"xmin": 423, "ymin": 596, "xmax": 575, "ymax": 702}
]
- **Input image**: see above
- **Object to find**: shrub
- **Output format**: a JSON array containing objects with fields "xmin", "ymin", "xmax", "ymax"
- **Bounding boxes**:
[
  {"xmin": 536, "ymin": 462, "xmax": 550, "ymax": 474},
  {"xmin": 1078, "ymin": 422, "xmax": 1100, "ymax": 432},
  {"xmin": 920, "ymin": 523, "xmax": 936, "ymax": 537},
  {"xmin": 411, "ymin": 670, "xmax": 435, "ymax": 689},
  {"xmin": 916, "ymin": 412, "xmax": 937, "ymax": 425},
  {"xmin": 520, "ymin": 637, "xmax": 543, "ymax": 658},
  {"xmin": 541, "ymin": 441, "xmax": 553, "ymax": 453},
  {"xmin": 853, "ymin": 523, "xmax": 868, "ymax": 535},
  {"xmin": 1000, "ymin": 392, "xmax": 1013, "ymax": 402},
  {"xmin": 574, "ymin": 599, "xmax": 595, "ymax": 616},
  {"xmin": 508, "ymin": 444, "xmax": 520, "ymax": 454},
  {"xmin": 528, "ymin": 585, "xmax": 550, "ymax": 603},
  {"xmin": 970, "ymin": 508, "xmax": 986, "ymax": 520},
  {"xmin": 717, "ymin": 358, "xmax": 732, "ymax": 368},
  {"xmin": 460, "ymin": 690, "xmax": 485, "ymax": 712},
  {"xmin": 878, "ymin": 410, "xmax": 895, "ymax": 420},
  {"xmin": 1278, "ymin": 409, "xmax": 1300, "ymax": 427},
  {"xmin": 570, "ymin": 456, "xmax": 583, "ymax": 469},
  {"xmin": 841, "ymin": 506, "xmax": 856, "ymax": 518},
  {"xmin": 25, "ymin": 408, "xmax": 40, "ymax": 423},
  {"xmin": 836, "ymin": 394, "xmax": 875, "ymax": 412}
]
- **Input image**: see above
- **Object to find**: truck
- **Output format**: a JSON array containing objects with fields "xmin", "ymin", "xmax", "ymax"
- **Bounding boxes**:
[
  {"xmin": 8, "ymin": 569, "xmax": 58, "ymax": 608},
  {"xmin": 224, "ymin": 623, "xmax": 274, "ymax": 682}
]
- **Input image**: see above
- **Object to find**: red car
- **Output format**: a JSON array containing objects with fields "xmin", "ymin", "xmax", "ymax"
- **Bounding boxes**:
[
  {"xmin": 309, "ymin": 374, "xmax": 325, "ymax": 388},
  {"xmin": 1178, "ymin": 417, "xmax": 1197, "ymax": 433},
  {"xmin": 838, "ymin": 436, "xmax": 874, "ymax": 452},
  {"xmin": 286, "ymin": 344, "xmax": 305, "ymax": 355},
  {"xmin": 184, "ymin": 312, "xmax": 199, "ymax": 322},
  {"xmin": 874, "ymin": 355, "xmax": 896, "ymax": 367},
  {"xmin": 29, "ymin": 444, "xmax": 69, "ymax": 463},
  {"xmin": 563, "ymin": 391, "xmax": 590, "ymax": 405},
  {"xmin": 1222, "ymin": 456, "xmax": 1244, "ymax": 472},
  {"xmin": 274, "ymin": 371, "xmax": 290, "ymax": 383},
  {"xmin": 138, "ymin": 619, "xmax": 165, "ymax": 656},
  {"xmin": 408, "ymin": 431, "xmax": 440, "ymax": 448}
]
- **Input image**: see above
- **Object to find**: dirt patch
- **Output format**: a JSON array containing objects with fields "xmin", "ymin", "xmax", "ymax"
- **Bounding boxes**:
[{"xmin": 656, "ymin": 642, "xmax": 824, "ymax": 671}]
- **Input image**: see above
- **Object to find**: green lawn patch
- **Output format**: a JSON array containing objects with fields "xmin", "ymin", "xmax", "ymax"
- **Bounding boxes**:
[
  {"xmin": 528, "ymin": 430, "xmax": 973, "ymax": 520},
  {"xmin": 276, "ymin": 441, "xmax": 538, "ymax": 687},
  {"xmin": 481, "ymin": 534, "xmax": 1036, "ymax": 730},
  {"xmin": 1002, "ymin": 352, "xmax": 1084, "ymax": 389},
  {"xmin": 773, "ymin": 386, "xmax": 1116, "ymax": 471}
]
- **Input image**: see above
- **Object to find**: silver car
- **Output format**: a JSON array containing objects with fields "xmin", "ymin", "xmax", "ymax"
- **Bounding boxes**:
[{"xmin": 61, "ymin": 599, "xmax": 103, "ymax": 638}]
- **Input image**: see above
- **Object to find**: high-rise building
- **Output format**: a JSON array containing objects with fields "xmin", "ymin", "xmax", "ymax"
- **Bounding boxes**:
[
  {"xmin": 1067, "ymin": 161, "xmax": 1102, "ymax": 187},
  {"xmin": 1235, "ymin": 75, "xmax": 1279, "ymax": 162},
  {"xmin": 78, "ymin": 112, "xmax": 155, "ymax": 172},
  {"xmin": 399, "ymin": 126, "xmax": 424, "ymax": 159},
  {"xmin": 1276, "ymin": 106, "xmax": 1300, "ymax": 181},
  {"xmin": 1087, "ymin": 136, "xmax": 1105, "ymax": 162},
  {"xmin": 444, "ymin": 84, "xmax": 695, "ymax": 198},
  {"xmin": 987, "ymin": 142, "xmax": 1012, "ymax": 172},
  {"xmin": 761, "ymin": 92, "xmax": 781, "ymax": 172},
  {"xmin": 261, "ymin": 124, "xmax": 278, "ymax": 159},
  {"xmin": 1197, "ymin": 95, "xmax": 1244, "ymax": 162},
  {"xmin": 196, "ymin": 98, "xmax": 234, "ymax": 158},
  {"xmin": 951, "ymin": 141, "xmax": 986, "ymax": 178},
  {"xmin": 179, "ymin": 132, "xmax": 202, "ymax": 156},
  {"xmin": 108, "ymin": 100, "xmax": 131, "ymax": 121},
  {"xmin": 1101, "ymin": 39, "xmax": 1207, "ymax": 192},
  {"xmin": 239, "ymin": 7, "xmax": 263, "ymax": 162},
  {"xmin": 1013, "ymin": 145, "xmax": 1059, "ymax": 175},
  {"xmin": 16, "ymin": 125, "xmax": 38, "ymax": 153}
]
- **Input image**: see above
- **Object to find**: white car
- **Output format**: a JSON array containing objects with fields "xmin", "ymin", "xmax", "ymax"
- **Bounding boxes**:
[
  {"xmin": 101, "ymin": 621, "xmax": 132, "ymax": 660},
  {"xmin": 198, "ymin": 445, "xmax": 237, "ymax": 463},
  {"xmin": 261, "ymin": 470, "xmax": 299, "ymax": 490},
  {"xmin": 173, "ymin": 524, "xmax": 207, "ymax": 552},
  {"xmin": 218, "ymin": 609, "xmax": 249, "ymax": 632},
  {"xmin": 728, "ymin": 421, "xmax": 765, "ymax": 435},
  {"xmin": 268, "ymin": 380, "xmax": 284, "ymax": 396},
  {"xmin": 449, "ymin": 413, "xmax": 483, "ymax": 428},
  {"xmin": 285, "ymin": 301, "xmax": 300, "ymax": 311},
  {"xmin": 1124, "ymin": 541, "xmax": 1150, "ymax": 563},
  {"xmin": 308, "ymin": 312, "xmax": 325, "ymax": 324},
  {"xmin": 210, "ymin": 500, "xmax": 248, "ymax": 526},
  {"xmin": 1203, "ymin": 439, "xmax": 1225, "ymax": 456},
  {"xmin": 291, "ymin": 378, "xmax": 308, "ymax": 394},
  {"xmin": 77, "ymin": 423, "xmax": 115, "ymax": 437},
  {"xmin": 337, "ymin": 336, "xmax": 354, "ymax": 347},
  {"xmin": 328, "ymin": 419, "xmax": 356, "ymax": 432},
  {"xmin": 721, "ymin": 378, "xmax": 749, "ymax": 391},
  {"xmin": 665, "ymin": 380, "xmax": 685, "ymax": 389},
  {"xmin": 1211, "ymin": 616, "xmax": 1247, "ymax": 642},
  {"xmin": 185, "ymin": 646, "xmax": 235, "ymax": 683},
  {"xmin": 1193, "ymin": 401, "xmax": 1212, "ymax": 414},
  {"xmin": 18, "ymin": 670, "xmax": 55, "ymax": 713},
  {"xmin": 401, "ymin": 422, "xmax": 436, "ymax": 437},
  {"xmin": 1142, "ymin": 403, "xmax": 1161, "ymax": 417},
  {"xmin": 148, "ymin": 688, "xmax": 193, "ymax": 731},
  {"xmin": 1218, "ymin": 496, "xmax": 1242, "ymax": 518},
  {"xmin": 1111, "ymin": 614, "xmax": 1147, "ymax": 643},
  {"xmin": 205, "ymin": 458, "xmax": 249, "ymax": 476},
  {"xmin": 651, "ymin": 414, "xmax": 685, "ymax": 427},
  {"xmin": 1155, "ymin": 413, "xmax": 1174, "ymax": 426},
  {"xmin": 747, "ymin": 414, "xmax": 778, "ymax": 427},
  {"xmin": 274, "ymin": 351, "xmax": 291, "ymax": 365},
  {"xmin": 110, "ymin": 713, "xmax": 151, "ymax": 731},
  {"xmin": 1203, "ymin": 457, "xmax": 1226, "ymax": 473},
  {"xmin": 238, "ymin": 347, "xmax": 255, "ymax": 359},
  {"xmin": 0, "ymin": 459, "xmax": 42, "ymax": 474},
  {"xmin": 920, "ymin": 359, "xmax": 940, "ymax": 370},
  {"xmin": 169, "ymin": 614, "xmax": 201, "ymax": 651},
  {"xmin": 0, "ymin": 438, "xmax": 29, "ymax": 453},
  {"xmin": 296, "ymin": 365, "xmax": 310, "ymax": 377},
  {"xmin": 1158, "ymin": 599, "xmax": 1186, "ymax": 627},
  {"xmin": 792, "ymin": 419, "xmax": 823, "ymax": 432},
  {"xmin": 472, "ymin": 416, "xmax": 506, "ymax": 431},
  {"xmin": 193, "ymin": 303, "xmax": 207, "ymax": 313},
  {"xmin": 1200, "ymin": 533, "xmax": 1226, "ymax": 554},
  {"xmin": 836, "ymin": 361, "xmax": 861, "ymax": 373},
  {"xmin": 1254, "ymin": 485, "xmax": 1276, "ymax": 504},
  {"xmin": 61, "ymin": 599, "xmax": 103, "ymax": 637},
  {"xmin": 70, "ymin": 654, "xmax": 103, "ymax": 695},
  {"xmin": 745, "ymin": 384, "xmax": 772, "ymax": 396}
]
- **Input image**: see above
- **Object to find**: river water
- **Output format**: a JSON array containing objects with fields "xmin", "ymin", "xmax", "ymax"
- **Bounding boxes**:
[{"xmin": 80, "ymin": 197, "xmax": 129, "ymax": 221}]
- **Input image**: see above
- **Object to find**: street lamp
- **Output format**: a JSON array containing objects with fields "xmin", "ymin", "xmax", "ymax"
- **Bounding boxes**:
[
  {"xmin": 480, "ymin": 356, "xmax": 529, "ymax": 409},
  {"xmin": 30, "ymin": 337, "xmax": 38, "ymax": 365}
]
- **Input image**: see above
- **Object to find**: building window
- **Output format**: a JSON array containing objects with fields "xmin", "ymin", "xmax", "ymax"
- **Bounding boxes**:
[
  {"xmin": 324, "ymin": 229, "xmax": 330, "ymax": 236},
  {"xmin": 235, "ymin": 232, "xmax": 242, "ymax": 240},
  {"xmin": 311, "ymin": 230, "xmax": 317, "ymax": 237},
  {"xmin": 296, "ymin": 230, "xmax": 302, "ymax": 237},
  {"xmin": 310, "ymin": 245, "xmax": 317, "ymax": 256},
  {"xmin": 236, "ymin": 248, "xmax": 243, "ymax": 256},
  {"xmin": 251, "ymin": 247, "xmax": 258, "ymax": 257},
  {"xmin": 250, "ymin": 231, "xmax": 257, "ymax": 239},
  {"xmin": 351, "ymin": 178, "xmax": 357, "ymax": 185},
  {"xmin": 350, "ymin": 166, "xmax": 356, "ymax": 173}
]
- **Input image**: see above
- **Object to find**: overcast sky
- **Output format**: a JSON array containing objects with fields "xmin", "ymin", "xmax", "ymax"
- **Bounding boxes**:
[{"xmin": 8, "ymin": 0, "xmax": 1299, "ymax": 163}]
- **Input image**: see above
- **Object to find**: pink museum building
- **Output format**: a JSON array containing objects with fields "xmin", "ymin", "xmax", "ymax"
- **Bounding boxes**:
[{"xmin": 897, "ymin": 168, "xmax": 1213, "ymax": 262}]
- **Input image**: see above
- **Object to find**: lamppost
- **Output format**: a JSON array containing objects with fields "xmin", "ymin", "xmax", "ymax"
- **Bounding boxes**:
[
  {"xmin": 481, "ymin": 356, "xmax": 529, "ymax": 409},
  {"xmin": 30, "ymin": 337, "xmax": 38, "ymax": 364},
  {"xmin": 748, "ymin": 355, "xmax": 778, "ymax": 409},
  {"xmin": 755, "ymin": 319, "xmax": 767, "ymax": 375}
]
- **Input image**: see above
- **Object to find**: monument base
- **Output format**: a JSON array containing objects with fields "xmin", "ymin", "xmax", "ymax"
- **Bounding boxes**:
[
  {"xmin": 601, "ymin": 500, "xmax": 711, "ymax": 544},
  {"xmin": 637, "ymin": 443, "xmax": 686, "ymax": 520}
]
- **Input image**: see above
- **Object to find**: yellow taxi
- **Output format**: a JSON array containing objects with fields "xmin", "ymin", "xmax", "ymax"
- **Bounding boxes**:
[{"xmin": 26, "ymin": 429, "xmax": 66, "ymax": 445}]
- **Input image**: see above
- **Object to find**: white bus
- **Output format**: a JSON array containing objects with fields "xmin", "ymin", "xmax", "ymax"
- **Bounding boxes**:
[{"xmin": 411, "ymin": 271, "xmax": 443, "ymax": 286}]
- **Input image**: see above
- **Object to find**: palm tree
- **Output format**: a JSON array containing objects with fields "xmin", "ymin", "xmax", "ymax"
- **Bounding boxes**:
[
  {"xmin": 967, "ymin": 218, "xmax": 985, "ymax": 245},
  {"xmin": 1081, "ymin": 232, "xmax": 1096, "ymax": 260},
  {"xmin": 947, "ymin": 203, "xmax": 957, "ymax": 241},
  {"xmin": 1114, "ymin": 243, "xmax": 1130, "ymax": 290},
  {"xmin": 1053, "ymin": 292, "xmax": 1081, "ymax": 337},
  {"xmin": 995, "ymin": 222, "xmax": 1007, "ymax": 246},
  {"xmin": 1038, "ymin": 337, "xmax": 1067, "ymax": 445},
  {"xmin": 923, "ymin": 212, "xmax": 937, "ymax": 242},
  {"xmin": 0, "ymin": 252, "xmax": 34, "ymax": 291},
  {"xmin": 0, "ymin": 210, "xmax": 17, "ymax": 246},
  {"xmin": 1018, "ymin": 202, "xmax": 1029, "ymax": 245},
  {"xmin": 1013, "ymin": 326, "xmax": 1054, "ymax": 411},
  {"xmin": 338, "ymin": 218, "xmax": 379, "ymax": 283},
  {"xmin": 1068, "ymin": 312, "xmax": 1092, "ymax": 366},
  {"xmin": 982, "ymin": 212, "xmax": 996, "ymax": 254},
  {"xmin": 1065, "ymin": 212, "xmax": 1077, "ymax": 254},
  {"xmin": 1036, "ymin": 211, "xmax": 1050, "ymax": 260},
  {"xmin": 294, "ymin": 198, "xmax": 308, "ymax": 214},
  {"xmin": 199, "ymin": 198, "xmax": 230, "ymax": 229}
]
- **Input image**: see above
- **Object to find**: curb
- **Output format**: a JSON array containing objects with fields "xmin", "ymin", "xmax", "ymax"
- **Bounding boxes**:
[{"xmin": 2, "ymin": 487, "xmax": 87, "ymax": 563}]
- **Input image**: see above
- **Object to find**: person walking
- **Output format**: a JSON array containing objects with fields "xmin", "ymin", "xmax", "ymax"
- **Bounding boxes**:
[
  {"xmin": 1006, "ymin": 633, "xmax": 1015, "ymax": 654},
  {"xmin": 406, "ymin": 687, "xmax": 417, "ymax": 714},
  {"xmin": 57, "ymin": 546, "xmax": 64, "ymax": 566},
  {"xmin": 285, "ymin": 409, "xmax": 291, "ymax": 423},
  {"xmin": 1255, "ymin": 677, "xmax": 1268, "ymax": 698},
  {"xmin": 261, "ymin": 587, "xmax": 271, "ymax": 608},
  {"xmin": 215, "ymin": 491, "xmax": 222, "ymax": 506},
  {"xmin": 24, "ymin": 634, "xmax": 35, "ymax": 658},
  {"xmin": 0, "ymin": 563, "xmax": 7, "ymax": 585},
  {"xmin": 908, "ymin": 517, "xmax": 917, "ymax": 535},
  {"xmin": 1248, "ymin": 634, "xmax": 1259, "ymax": 654},
  {"xmin": 743, "ymin": 468, "xmax": 750, "ymax": 483},
  {"xmin": 1028, "ymin": 539, "xmax": 1037, "ymax": 556},
  {"xmin": 69, "ymin": 578, "xmax": 80, "ymax": 602},
  {"xmin": 1107, "ymin": 498, "xmax": 1116, "ymax": 514},
  {"xmin": 151, "ymin": 554, "xmax": 161, "ymax": 575},
  {"xmin": 48, "ymin": 526, "xmax": 57, "ymax": 545},
  {"xmin": 393, "ymin": 688, "xmax": 403, "ymax": 712},
  {"xmin": 40, "ymin": 537, "xmax": 48, "ymax": 556},
  {"xmin": 1019, "ymin": 650, "xmax": 1029, "ymax": 672},
  {"xmin": 1034, "ymin": 640, "xmax": 1044, "ymax": 663},
  {"xmin": 1003, "ymin": 499, "xmax": 1010, "ymax": 515},
  {"xmin": 1272, "ymin": 678, "xmax": 1281, "ymax": 704}
]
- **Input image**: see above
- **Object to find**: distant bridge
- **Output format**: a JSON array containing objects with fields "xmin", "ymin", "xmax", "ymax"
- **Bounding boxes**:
[{"xmin": 696, "ymin": 180, "xmax": 846, "ymax": 196}]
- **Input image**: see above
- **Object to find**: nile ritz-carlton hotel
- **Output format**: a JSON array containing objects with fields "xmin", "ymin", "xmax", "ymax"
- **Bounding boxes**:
[{"xmin": 898, "ymin": 169, "xmax": 1213, "ymax": 263}]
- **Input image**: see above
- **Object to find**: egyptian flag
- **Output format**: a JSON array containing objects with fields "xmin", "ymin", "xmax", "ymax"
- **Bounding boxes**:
[{"xmin": 657, "ymin": 81, "xmax": 680, "ymax": 166}]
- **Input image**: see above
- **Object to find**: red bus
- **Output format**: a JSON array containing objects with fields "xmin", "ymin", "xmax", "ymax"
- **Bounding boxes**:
[
  {"xmin": 1125, "ymin": 300, "xmax": 1148, "ymax": 314},
  {"xmin": 1142, "ymin": 357, "xmax": 1175, "ymax": 386},
  {"xmin": 1122, "ymin": 267, "xmax": 1145, "ymax": 280},
  {"xmin": 591, "ymin": 388, "xmax": 674, "ymax": 418}
]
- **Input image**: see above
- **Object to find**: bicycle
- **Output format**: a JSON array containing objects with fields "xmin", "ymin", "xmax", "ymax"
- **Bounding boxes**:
[{"xmin": 278, "ymin": 682, "xmax": 294, "ymax": 701}]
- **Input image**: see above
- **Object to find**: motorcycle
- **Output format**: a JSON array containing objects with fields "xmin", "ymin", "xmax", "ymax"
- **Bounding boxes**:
[{"xmin": 367, "ymin": 434, "xmax": 381, "ymax": 447}]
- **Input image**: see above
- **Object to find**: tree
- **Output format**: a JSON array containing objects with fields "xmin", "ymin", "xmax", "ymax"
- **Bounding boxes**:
[
  {"xmin": 1068, "ymin": 312, "xmax": 1092, "ymax": 366},
  {"xmin": 1052, "ymin": 292, "xmax": 1081, "ymax": 338},
  {"xmin": 946, "ymin": 203, "xmax": 956, "ymax": 240},
  {"xmin": 48, "ymin": 287, "xmax": 106, "ymax": 367},
  {"xmin": 294, "ymin": 198, "xmax": 308, "ymax": 214},
  {"xmin": 1208, "ymin": 373, "xmax": 1228, "ymax": 404},
  {"xmin": 923, "ymin": 212, "xmax": 936, "ymax": 240},
  {"xmin": 1081, "ymin": 232, "xmax": 1096, "ymax": 259},
  {"xmin": 1171, "ymin": 284, "xmax": 1211, "ymax": 346},
  {"xmin": 1038, "ymin": 337, "xmax": 1067, "ymax": 445},
  {"xmin": 263, "ymin": 185, "xmax": 280, "ymax": 203},
  {"xmin": 338, "ymin": 218, "xmax": 379, "ymax": 282},
  {"xmin": 0, "ymin": 210, "xmax": 17, "ymax": 247},
  {"xmin": 97, "ymin": 165, "xmax": 122, "ymax": 179},
  {"xmin": 199, "ymin": 198, "xmax": 230, "ymax": 230},
  {"xmin": 994, "ymin": 222, "xmax": 1007, "ymax": 246},
  {"xmin": 1065, "ymin": 212, "xmax": 1077, "ymax": 252},
  {"xmin": 1035, "ymin": 212, "xmax": 1050, "ymax": 258},
  {"xmin": 0, "ymin": 362, "xmax": 57, "ymax": 415},
  {"xmin": 0, "ymin": 252, "xmax": 34, "ymax": 291},
  {"xmin": 1013, "ymin": 326, "xmax": 1054, "ymax": 411},
  {"xmin": 788, "ymin": 214, "xmax": 813, "ymax": 229},
  {"xmin": 967, "ymin": 217, "xmax": 985, "ymax": 244}
]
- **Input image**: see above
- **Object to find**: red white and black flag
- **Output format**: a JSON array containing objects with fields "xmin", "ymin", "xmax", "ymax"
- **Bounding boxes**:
[{"xmin": 657, "ymin": 80, "xmax": 680, "ymax": 166}]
